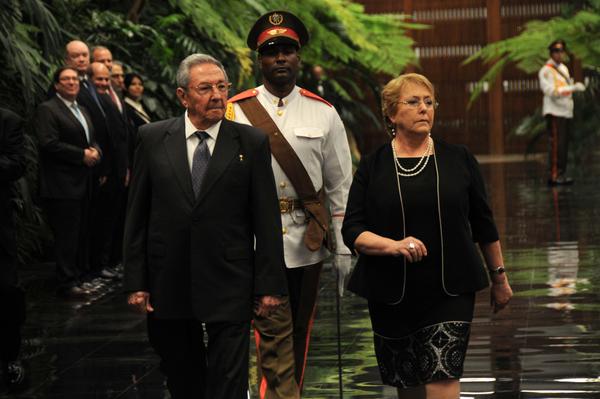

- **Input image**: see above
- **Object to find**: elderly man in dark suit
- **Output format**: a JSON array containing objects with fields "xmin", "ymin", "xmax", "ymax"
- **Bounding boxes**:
[
  {"xmin": 35, "ymin": 66, "xmax": 101, "ymax": 297},
  {"xmin": 123, "ymin": 53, "xmax": 287, "ymax": 399},
  {"xmin": 0, "ymin": 107, "xmax": 26, "ymax": 388}
]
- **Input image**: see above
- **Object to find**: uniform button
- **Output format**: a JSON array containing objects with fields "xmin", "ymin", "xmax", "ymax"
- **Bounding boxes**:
[
  {"xmin": 282, "ymin": 227, "xmax": 287, "ymax": 235},
  {"xmin": 279, "ymin": 181, "xmax": 286, "ymax": 188},
  {"xmin": 276, "ymin": 110, "xmax": 283, "ymax": 116}
]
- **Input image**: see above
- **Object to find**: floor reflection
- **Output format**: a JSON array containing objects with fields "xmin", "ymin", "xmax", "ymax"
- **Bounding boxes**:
[{"xmin": 2, "ymin": 151, "xmax": 600, "ymax": 398}]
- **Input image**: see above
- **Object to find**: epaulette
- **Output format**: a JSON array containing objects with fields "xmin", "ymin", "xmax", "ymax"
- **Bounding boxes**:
[
  {"xmin": 228, "ymin": 89, "xmax": 258, "ymax": 103},
  {"xmin": 299, "ymin": 88, "xmax": 332, "ymax": 107}
]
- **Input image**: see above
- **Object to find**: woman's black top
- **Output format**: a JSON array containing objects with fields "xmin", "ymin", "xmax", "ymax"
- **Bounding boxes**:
[{"xmin": 342, "ymin": 139, "xmax": 499, "ymax": 303}]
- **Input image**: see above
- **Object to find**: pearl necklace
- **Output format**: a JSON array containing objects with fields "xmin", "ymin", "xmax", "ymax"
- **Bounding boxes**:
[{"xmin": 391, "ymin": 136, "xmax": 433, "ymax": 177}]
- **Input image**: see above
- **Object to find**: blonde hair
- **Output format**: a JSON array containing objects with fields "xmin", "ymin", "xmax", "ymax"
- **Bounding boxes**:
[{"xmin": 381, "ymin": 73, "xmax": 435, "ymax": 130}]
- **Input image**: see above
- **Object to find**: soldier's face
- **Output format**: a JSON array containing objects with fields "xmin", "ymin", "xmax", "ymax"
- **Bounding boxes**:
[{"xmin": 258, "ymin": 44, "xmax": 300, "ymax": 86}]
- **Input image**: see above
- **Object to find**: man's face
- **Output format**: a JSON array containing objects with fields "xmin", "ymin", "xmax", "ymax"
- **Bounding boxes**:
[
  {"xmin": 65, "ymin": 41, "xmax": 90, "ymax": 75},
  {"xmin": 111, "ymin": 64, "xmax": 125, "ymax": 91},
  {"xmin": 550, "ymin": 43, "xmax": 565, "ymax": 64},
  {"xmin": 90, "ymin": 63, "xmax": 111, "ymax": 94},
  {"xmin": 258, "ymin": 44, "xmax": 300, "ymax": 86},
  {"xmin": 93, "ymin": 48, "xmax": 113, "ymax": 71},
  {"xmin": 176, "ymin": 63, "xmax": 228, "ymax": 129},
  {"xmin": 54, "ymin": 68, "xmax": 80, "ymax": 101}
]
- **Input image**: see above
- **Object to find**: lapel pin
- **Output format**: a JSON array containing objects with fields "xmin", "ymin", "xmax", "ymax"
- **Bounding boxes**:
[{"xmin": 239, "ymin": 154, "xmax": 244, "ymax": 162}]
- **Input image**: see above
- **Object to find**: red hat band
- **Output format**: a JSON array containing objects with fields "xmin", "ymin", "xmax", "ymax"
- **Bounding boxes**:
[{"xmin": 257, "ymin": 27, "xmax": 300, "ymax": 48}]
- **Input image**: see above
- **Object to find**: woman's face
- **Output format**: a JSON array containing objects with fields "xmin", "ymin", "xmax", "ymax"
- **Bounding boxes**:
[
  {"xmin": 127, "ymin": 77, "xmax": 144, "ymax": 100},
  {"xmin": 389, "ymin": 82, "xmax": 435, "ymax": 137}
]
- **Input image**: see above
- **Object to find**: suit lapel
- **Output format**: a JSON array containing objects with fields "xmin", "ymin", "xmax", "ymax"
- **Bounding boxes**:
[
  {"xmin": 52, "ymin": 97, "xmax": 88, "ymax": 142},
  {"xmin": 195, "ymin": 119, "xmax": 239, "ymax": 207},
  {"xmin": 163, "ymin": 116, "xmax": 195, "ymax": 204}
]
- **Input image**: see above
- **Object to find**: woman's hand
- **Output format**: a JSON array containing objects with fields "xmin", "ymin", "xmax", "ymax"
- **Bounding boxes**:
[
  {"xmin": 490, "ymin": 277, "xmax": 513, "ymax": 313},
  {"xmin": 390, "ymin": 236, "xmax": 427, "ymax": 263}
]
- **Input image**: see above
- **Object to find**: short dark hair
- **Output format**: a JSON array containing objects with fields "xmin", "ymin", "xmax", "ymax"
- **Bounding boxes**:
[
  {"xmin": 124, "ymin": 73, "xmax": 143, "ymax": 89},
  {"xmin": 548, "ymin": 39, "xmax": 566, "ymax": 52},
  {"xmin": 53, "ymin": 66, "xmax": 78, "ymax": 84}
]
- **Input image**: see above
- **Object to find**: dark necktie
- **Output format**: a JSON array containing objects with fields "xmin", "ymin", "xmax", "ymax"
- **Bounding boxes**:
[{"xmin": 191, "ymin": 131, "xmax": 210, "ymax": 198}]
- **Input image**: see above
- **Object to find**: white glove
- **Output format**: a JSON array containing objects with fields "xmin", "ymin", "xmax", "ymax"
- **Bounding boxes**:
[
  {"xmin": 333, "ymin": 254, "xmax": 353, "ymax": 296},
  {"xmin": 574, "ymin": 82, "xmax": 586, "ymax": 92},
  {"xmin": 557, "ymin": 85, "xmax": 575, "ymax": 94}
]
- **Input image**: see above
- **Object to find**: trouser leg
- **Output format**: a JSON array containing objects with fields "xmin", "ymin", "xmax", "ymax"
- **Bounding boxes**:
[
  {"xmin": 89, "ymin": 178, "xmax": 119, "ymax": 276},
  {"xmin": 146, "ymin": 315, "xmax": 207, "ymax": 399},
  {"xmin": 44, "ymin": 199, "xmax": 87, "ymax": 290},
  {"xmin": 286, "ymin": 262, "xmax": 323, "ymax": 389},
  {"xmin": 254, "ymin": 297, "xmax": 299, "ymax": 399},
  {"xmin": 205, "ymin": 320, "xmax": 250, "ymax": 399},
  {"xmin": 547, "ymin": 115, "xmax": 570, "ymax": 180}
]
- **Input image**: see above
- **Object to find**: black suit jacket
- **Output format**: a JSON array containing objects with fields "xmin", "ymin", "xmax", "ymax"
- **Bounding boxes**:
[
  {"xmin": 34, "ymin": 96, "xmax": 97, "ymax": 199},
  {"xmin": 342, "ymin": 139, "xmax": 499, "ymax": 303},
  {"xmin": 98, "ymin": 93, "xmax": 129, "ymax": 186},
  {"xmin": 123, "ymin": 116, "xmax": 287, "ymax": 322},
  {"xmin": 0, "ymin": 108, "xmax": 26, "ymax": 288}
]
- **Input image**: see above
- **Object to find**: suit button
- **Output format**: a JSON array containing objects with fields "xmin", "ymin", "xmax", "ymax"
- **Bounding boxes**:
[{"xmin": 282, "ymin": 227, "xmax": 287, "ymax": 235}]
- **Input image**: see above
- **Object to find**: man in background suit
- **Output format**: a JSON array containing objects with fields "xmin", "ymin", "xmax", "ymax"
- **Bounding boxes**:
[
  {"xmin": 124, "ymin": 53, "xmax": 287, "ymax": 399},
  {"xmin": 35, "ymin": 66, "xmax": 101, "ymax": 297},
  {"xmin": 0, "ymin": 107, "xmax": 27, "ymax": 388},
  {"xmin": 88, "ymin": 62, "xmax": 129, "ymax": 281}
]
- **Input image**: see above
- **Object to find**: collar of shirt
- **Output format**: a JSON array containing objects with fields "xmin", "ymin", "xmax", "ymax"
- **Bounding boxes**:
[
  {"xmin": 184, "ymin": 110, "xmax": 221, "ymax": 142},
  {"xmin": 56, "ymin": 92, "xmax": 79, "ymax": 109},
  {"xmin": 258, "ymin": 84, "xmax": 299, "ymax": 108},
  {"xmin": 546, "ymin": 58, "xmax": 562, "ymax": 68}
]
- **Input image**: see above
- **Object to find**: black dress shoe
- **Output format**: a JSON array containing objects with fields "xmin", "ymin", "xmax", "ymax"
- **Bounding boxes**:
[
  {"xmin": 4, "ymin": 360, "xmax": 26, "ymax": 390},
  {"xmin": 548, "ymin": 176, "xmax": 574, "ymax": 186},
  {"xmin": 57, "ymin": 285, "xmax": 91, "ymax": 298}
]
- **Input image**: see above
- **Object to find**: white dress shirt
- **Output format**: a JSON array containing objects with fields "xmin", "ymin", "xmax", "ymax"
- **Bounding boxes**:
[
  {"xmin": 184, "ymin": 111, "xmax": 221, "ymax": 172},
  {"xmin": 231, "ymin": 85, "xmax": 352, "ymax": 268}
]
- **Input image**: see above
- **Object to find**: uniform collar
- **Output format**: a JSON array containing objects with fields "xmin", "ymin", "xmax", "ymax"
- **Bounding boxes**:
[{"xmin": 258, "ymin": 84, "xmax": 299, "ymax": 107}]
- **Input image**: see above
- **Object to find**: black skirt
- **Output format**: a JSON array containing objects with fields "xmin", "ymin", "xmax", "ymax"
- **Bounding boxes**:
[{"xmin": 368, "ymin": 291, "xmax": 475, "ymax": 388}]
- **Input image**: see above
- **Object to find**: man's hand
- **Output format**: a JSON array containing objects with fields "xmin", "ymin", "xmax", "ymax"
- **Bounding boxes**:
[
  {"xmin": 127, "ymin": 291, "xmax": 154, "ymax": 313},
  {"xmin": 83, "ymin": 148, "xmax": 99, "ymax": 167},
  {"xmin": 254, "ymin": 295, "xmax": 282, "ymax": 317},
  {"xmin": 333, "ymin": 254, "xmax": 352, "ymax": 296}
]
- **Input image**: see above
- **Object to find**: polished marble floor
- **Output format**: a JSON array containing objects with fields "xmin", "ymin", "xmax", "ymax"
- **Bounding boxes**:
[{"xmin": 2, "ymin": 151, "xmax": 600, "ymax": 398}]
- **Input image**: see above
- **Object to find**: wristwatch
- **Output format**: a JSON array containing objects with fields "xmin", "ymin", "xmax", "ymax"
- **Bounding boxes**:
[{"xmin": 488, "ymin": 266, "xmax": 506, "ymax": 276}]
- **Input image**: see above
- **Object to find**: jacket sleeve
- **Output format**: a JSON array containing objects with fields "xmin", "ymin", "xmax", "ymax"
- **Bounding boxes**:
[
  {"xmin": 34, "ymin": 103, "xmax": 85, "ymax": 165},
  {"xmin": 122, "ymin": 126, "xmax": 152, "ymax": 292},
  {"xmin": 251, "ymin": 134, "xmax": 288, "ymax": 296},
  {"xmin": 464, "ymin": 147, "xmax": 499, "ymax": 244},
  {"xmin": 0, "ymin": 109, "xmax": 26, "ymax": 182},
  {"xmin": 342, "ymin": 156, "xmax": 370, "ymax": 254}
]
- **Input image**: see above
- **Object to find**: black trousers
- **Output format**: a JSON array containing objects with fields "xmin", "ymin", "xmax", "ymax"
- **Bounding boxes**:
[
  {"xmin": 44, "ymin": 197, "xmax": 91, "ymax": 289},
  {"xmin": 546, "ymin": 115, "xmax": 570, "ymax": 180},
  {"xmin": 89, "ymin": 177, "xmax": 123, "ymax": 275},
  {"xmin": 147, "ymin": 315, "xmax": 250, "ymax": 399},
  {"xmin": 0, "ymin": 286, "xmax": 25, "ymax": 362}
]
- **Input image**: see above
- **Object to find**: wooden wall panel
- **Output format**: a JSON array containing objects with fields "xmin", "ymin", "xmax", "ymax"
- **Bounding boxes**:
[{"xmin": 354, "ymin": 0, "xmax": 568, "ymax": 154}]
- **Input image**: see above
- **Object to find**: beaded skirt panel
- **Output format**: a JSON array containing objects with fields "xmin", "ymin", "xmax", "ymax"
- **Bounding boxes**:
[{"xmin": 373, "ymin": 321, "xmax": 471, "ymax": 388}]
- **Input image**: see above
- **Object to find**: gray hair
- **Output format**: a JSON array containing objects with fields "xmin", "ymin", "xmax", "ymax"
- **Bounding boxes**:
[{"xmin": 176, "ymin": 53, "xmax": 228, "ymax": 88}]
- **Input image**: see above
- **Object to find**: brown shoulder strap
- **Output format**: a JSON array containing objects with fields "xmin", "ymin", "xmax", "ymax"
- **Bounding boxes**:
[{"xmin": 237, "ymin": 96, "xmax": 318, "ymax": 202}]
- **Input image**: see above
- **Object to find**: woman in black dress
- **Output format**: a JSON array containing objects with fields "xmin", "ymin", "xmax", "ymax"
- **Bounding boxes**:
[
  {"xmin": 123, "ymin": 73, "xmax": 151, "ymax": 130},
  {"xmin": 342, "ymin": 73, "xmax": 513, "ymax": 399}
]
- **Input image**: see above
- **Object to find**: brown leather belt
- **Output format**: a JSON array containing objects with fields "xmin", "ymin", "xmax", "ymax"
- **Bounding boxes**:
[{"xmin": 279, "ymin": 198, "xmax": 304, "ymax": 214}]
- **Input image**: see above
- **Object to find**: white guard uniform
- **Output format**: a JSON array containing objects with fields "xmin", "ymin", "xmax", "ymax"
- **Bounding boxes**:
[
  {"xmin": 539, "ymin": 59, "xmax": 580, "ymax": 118},
  {"xmin": 229, "ymin": 85, "xmax": 352, "ymax": 268}
]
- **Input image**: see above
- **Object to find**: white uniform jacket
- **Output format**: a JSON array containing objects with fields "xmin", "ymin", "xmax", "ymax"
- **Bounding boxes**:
[
  {"xmin": 538, "ymin": 59, "xmax": 574, "ymax": 119},
  {"xmin": 228, "ymin": 85, "xmax": 352, "ymax": 268}
]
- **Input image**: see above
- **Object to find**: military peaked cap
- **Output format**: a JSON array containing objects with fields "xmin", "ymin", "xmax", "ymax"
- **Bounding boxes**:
[{"xmin": 247, "ymin": 10, "xmax": 309, "ymax": 52}]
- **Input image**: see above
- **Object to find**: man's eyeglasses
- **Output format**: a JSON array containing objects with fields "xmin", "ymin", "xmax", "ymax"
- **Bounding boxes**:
[
  {"xmin": 190, "ymin": 82, "xmax": 232, "ymax": 96},
  {"xmin": 399, "ymin": 98, "xmax": 439, "ymax": 110}
]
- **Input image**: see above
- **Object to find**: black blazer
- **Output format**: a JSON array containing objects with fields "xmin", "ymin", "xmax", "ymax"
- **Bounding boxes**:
[
  {"xmin": 342, "ymin": 139, "xmax": 499, "ymax": 303},
  {"xmin": 123, "ymin": 116, "xmax": 287, "ymax": 322},
  {"xmin": 34, "ymin": 96, "xmax": 97, "ymax": 199},
  {"xmin": 98, "ymin": 93, "xmax": 129, "ymax": 186}
]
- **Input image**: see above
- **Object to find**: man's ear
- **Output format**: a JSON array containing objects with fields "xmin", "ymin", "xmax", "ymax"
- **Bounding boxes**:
[{"xmin": 175, "ymin": 87, "xmax": 188, "ymax": 108}]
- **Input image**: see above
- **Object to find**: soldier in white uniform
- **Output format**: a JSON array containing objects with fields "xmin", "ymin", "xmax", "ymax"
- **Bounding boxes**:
[
  {"xmin": 227, "ymin": 11, "xmax": 352, "ymax": 399},
  {"xmin": 538, "ymin": 39, "xmax": 585, "ymax": 185}
]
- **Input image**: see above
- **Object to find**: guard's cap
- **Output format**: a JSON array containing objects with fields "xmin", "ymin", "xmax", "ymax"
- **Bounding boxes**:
[{"xmin": 247, "ymin": 11, "xmax": 309, "ymax": 52}]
